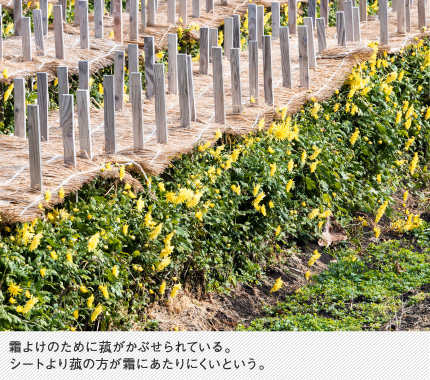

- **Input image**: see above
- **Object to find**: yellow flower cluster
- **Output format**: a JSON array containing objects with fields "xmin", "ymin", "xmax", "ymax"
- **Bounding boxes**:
[
  {"xmin": 270, "ymin": 278, "xmax": 284, "ymax": 293},
  {"xmin": 308, "ymin": 250, "xmax": 321, "ymax": 266}
]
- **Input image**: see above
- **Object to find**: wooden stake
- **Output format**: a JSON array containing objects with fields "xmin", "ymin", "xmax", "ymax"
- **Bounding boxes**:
[
  {"xmin": 257, "ymin": 5, "xmax": 264, "ymax": 48},
  {"xmin": 308, "ymin": 0, "xmax": 316, "ymax": 27},
  {"xmin": 199, "ymin": 27, "xmax": 209, "ymax": 74},
  {"xmin": 169, "ymin": 0, "xmax": 177, "ymax": 23},
  {"xmin": 14, "ymin": 78, "xmax": 26, "ymax": 139},
  {"xmin": 14, "ymin": 0, "xmax": 22, "ymax": 36},
  {"xmin": 60, "ymin": 94, "xmax": 76, "ymax": 168},
  {"xmin": 397, "ymin": 0, "xmax": 406, "ymax": 34},
  {"xmin": 379, "ymin": 0, "xmax": 389, "ymax": 44},
  {"xmin": 187, "ymin": 55, "xmax": 196, "ymax": 121},
  {"xmin": 230, "ymin": 48, "xmax": 242, "ymax": 113},
  {"xmin": 148, "ymin": 0, "xmax": 156, "ymax": 25},
  {"xmin": 113, "ymin": 0, "xmax": 123, "ymax": 43},
  {"xmin": 303, "ymin": 17, "xmax": 316, "ymax": 68},
  {"xmin": 179, "ymin": 0, "xmax": 187, "ymax": 25},
  {"xmin": 40, "ymin": 0, "xmax": 48, "ymax": 35},
  {"xmin": 76, "ymin": 89, "xmax": 92, "ymax": 159},
  {"xmin": 212, "ymin": 47, "xmax": 225, "ymax": 123},
  {"xmin": 130, "ymin": 0, "xmax": 138, "ymax": 40},
  {"xmin": 129, "ymin": 72, "xmax": 144, "ymax": 148},
  {"xmin": 418, "ymin": 0, "xmax": 427, "ymax": 30},
  {"xmin": 248, "ymin": 4, "xmax": 257, "ymax": 41},
  {"xmin": 21, "ymin": 17, "xmax": 32, "ymax": 61},
  {"xmin": 27, "ymin": 105, "xmax": 43, "ymax": 191},
  {"xmin": 0, "ymin": 5, "xmax": 2, "ymax": 61},
  {"xmin": 316, "ymin": 18, "xmax": 327, "ymax": 52},
  {"xmin": 298, "ymin": 25, "xmax": 309, "ymax": 89},
  {"xmin": 353, "ymin": 7, "xmax": 361, "ymax": 42},
  {"xmin": 336, "ymin": 11, "xmax": 346, "ymax": 46},
  {"xmin": 33, "ymin": 10, "xmax": 45, "ymax": 56},
  {"xmin": 37, "ymin": 72, "xmax": 49, "ymax": 141},
  {"xmin": 288, "ymin": 0, "xmax": 297, "ymax": 35},
  {"xmin": 79, "ymin": 0, "xmax": 90, "ymax": 49},
  {"xmin": 359, "ymin": 0, "xmax": 367, "ymax": 22},
  {"xmin": 114, "ymin": 50, "xmax": 125, "ymax": 111},
  {"xmin": 271, "ymin": 2, "xmax": 280, "ymax": 38},
  {"xmin": 233, "ymin": 14, "xmax": 241, "ymax": 48},
  {"xmin": 249, "ymin": 40, "xmax": 259, "ymax": 101},
  {"xmin": 262, "ymin": 35, "xmax": 273, "ymax": 106},
  {"xmin": 94, "ymin": 0, "xmax": 104, "ymax": 38},
  {"xmin": 103, "ymin": 75, "xmax": 116, "ymax": 154},
  {"xmin": 177, "ymin": 54, "xmax": 191, "ymax": 128},
  {"xmin": 279, "ymin": 27, "xmax": 292, "ymax": 88},
  {"xmin": 405, "ymin": 0, "xmax": 411, "ymax": 32},
  {"xmin": 209, "ymin": 27, "xmax": 218, "ymax": 62},
  {"xmin": 141, "ymin": 0, "xmax": 147, "ymax": 29},
  {"xmin": 79, "ymin": 61, "xmax": 89, "ymax": 90},
  {"xmin": 344, "ymin": 1, "xmax": 354, "ymax": 42},
  {"xmin": 57, "ymin": 66, "xmax": 69, "ymax": 108},
  {"xmin": 168, "ymin": 33, "xmax": 178, "ymax": 94},
  {"xmin": 206, "ymin": 0, "xmax": 214, "ymax": 13},
  {"xmin": 144, "ymin": 36, "xmax": 155, "ymax": 98},
  {"xmin": 154, "ymin": 63, "xmax": 168, "ymax": 143},
  {"xmin": 128, "ymin": 43, "xmax": 139, "ymax": 74},
  {"xmin": 74, "ymin": 0, "xmax": 80, "ymax": 26},
  {"xmin": 320, "ymin": 0, "xmax": 329, "ymax": 25},
  {"xmin": 53, "ymin": 5, "xmax": 65, "ymax": 59},
  {"xmin": 224, "ymin": 17, "xmax": 233, "ymax": 58}
]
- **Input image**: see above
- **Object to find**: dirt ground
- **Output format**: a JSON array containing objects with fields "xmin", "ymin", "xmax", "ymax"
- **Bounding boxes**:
[{"xmin": 146, "ymin": 243, "xmax": 334, "ymax": 331}]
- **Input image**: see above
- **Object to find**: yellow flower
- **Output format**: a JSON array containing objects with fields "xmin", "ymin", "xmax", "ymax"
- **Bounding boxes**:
[
  {"xmin": 128, "ymin": 190, "xmax": 137, "ymax": 198},
  {"xmin": 195, "ymin": 210, "xmax": 203, "ymax": 222},
  {"xmin": 305, "ymin": 271, "xmax": 311, "ymax": 280},
  {"xmin": 410, "ymin": 152, "xmax": 419, "ymax": 175},
  {"xmin": 231, "ymin": 184, "xmax": 241, "ymax": 195},
  {"xmin": 310, "ymin": 161, "xmax": 319, "ymax": 173},
  {"xmin": 275, "ymin": 226, "xmax": 281, "ymax": 236},
  {"xmin": 9, "ymin": 297, "xmax": 16, "ymax": 304},
  {"xmin": 73, "ymin": 310, "xmax": 79, "ymax": 319},
  {"xmin": 4, "ymin": 83, "xmax": 14, "ymax": 102},
  {"xmin": 112, "ymin": 265, "xmax": 119, "ymax": 278},
  {"xmin": 66, "ymin": 251, "xmax": 73, "ymax": 263},
  {"xmin": 214, "ymin": 129, "xmax": 222, "ymax": 140},
  {"xmin": 59, "ymin": 187, "xmax": 65, "ymax": 200},
  {"xmin": 22, "ymin": 296, "xmax": 38, "ymax": 314},
  {"xmin": 350, "ymin": 129, "xmax": 360, "ymax": 145},
  {"xmin": 40, "ymin": 268, "xmax": 46, "ymax": 277},
  {"xmin": 88, "ymin": 232, "xmax": 100, "ymax": 252},
  {"xmin": 87, "ymin": 294, "xmax": 94, "ymax": 308},
  {"xmin": 403, "ymin": 190, "xmax": 409, "ymax": 202},
  {"xmin": 80, "ymin": 285, "xmax": 88, "ymax": 293},
  {"xmin": 136, "ymin": 196, "xmax": 145, "ymax": 212},
  {"xmin": 374, "ymin": 226, "xmax": 381, "ymax": 238},
  {"xmin": 286, "ymin": 179, "xmax": 294, "ymax": 193},
  {"xmin": 269, "ymin": 201, "xmax": 274, "ymax": 208},
  {"xmin": 170, "ymin": 283, "xmax": 182, "ymax": 298},
  {"xmin": 308, "ymin": 256, "xmax": 316, "ymax": 266},
  {"xmin": 159, "ymin": 281, "xmax": 166, "ymax": 295},
  {"xmin": 16, "ymin": 306, "xmax": 24, "ymax": 313},
  {"xmin": 268, "ymin": 146, "xmax": 275, "ymax": 154},
  {"xmin": 50, "ymin": 251, "xmax": 58, "ymax": 260},
  {"xmin": 253, "ymin": 184, "xmax": 261, "ymax": 196},
  {"xmin": 301, "ymin": 150, "xmax": 307, "ymax": 163},
  {"xmin": 119, "ymin": 165, "xmax": 125, "ymax": 181},
  {"xmin": 269, "ymin": 163, "xmax": 277, "ymax": 177},
  {"xmin": 149, "ymin": 223, "xmax": 163, "ymax": 240},
  {"xmin": 260, "ymin": 204, "xmax": 267, "ymax": 216},
  {"xmin": 122, "ymin": 224, "xmax": 129, "ymax": 236},
  {"xmin": 425, "ymin": 107, "xmax": 430, "ymax": 120},
  {"xmin": 108, "ymin": 30, "xmax": 114, "ymax": 39},
  {"xmin": 91, "ymin": 304, "xmax": 103, "ymax": 322},
  {"xmin": 29, "ymin": 232, "xmax": 43, "ymax": 252},
  {"xmin": 156, "ymin": 257, "xmax": 171, "ymax": 271},
  {"xmin": 308, "ymin": 209, "xmax": 319, "ymax": 220},
  {"xmin": 309, "ymin": 148, "xmax": 322, "ymax": 160},
  {"xmin": 53, "ymin": 78, "xmax": 58, "ymax": 87},
  {"xmin": 250, "ymin": 95, "xmax": 256, "ymax": 104},
  {"xmin": 7, "ymin": 282, "xmax": 23, "ymax": 297},
  {"xmin": 158, "ymin": 182, "xmax": 166, "ymax": 192},
  {"xmin": 375, "ymin": 200, "xmax": 388, "ymax": 223},
  {"xmin": 287, "ymin": 159, "xmax": 294, "ymax": 173},
  {"xmin": 2, "ymin": 68, "xmax": 9, "ymax": 78},
  {"xmin": 270, "ymin": 278, "xmax": 283, "ymax": 292},
  {"xmin": 99, "ymin": 284, "xmax": 109, "ymax": 299}
]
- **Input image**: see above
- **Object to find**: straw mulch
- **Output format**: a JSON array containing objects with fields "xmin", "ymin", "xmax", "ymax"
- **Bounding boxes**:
[{"xmin": 0, "ymin": 4, "xmax": 429, "ymax": 223}]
